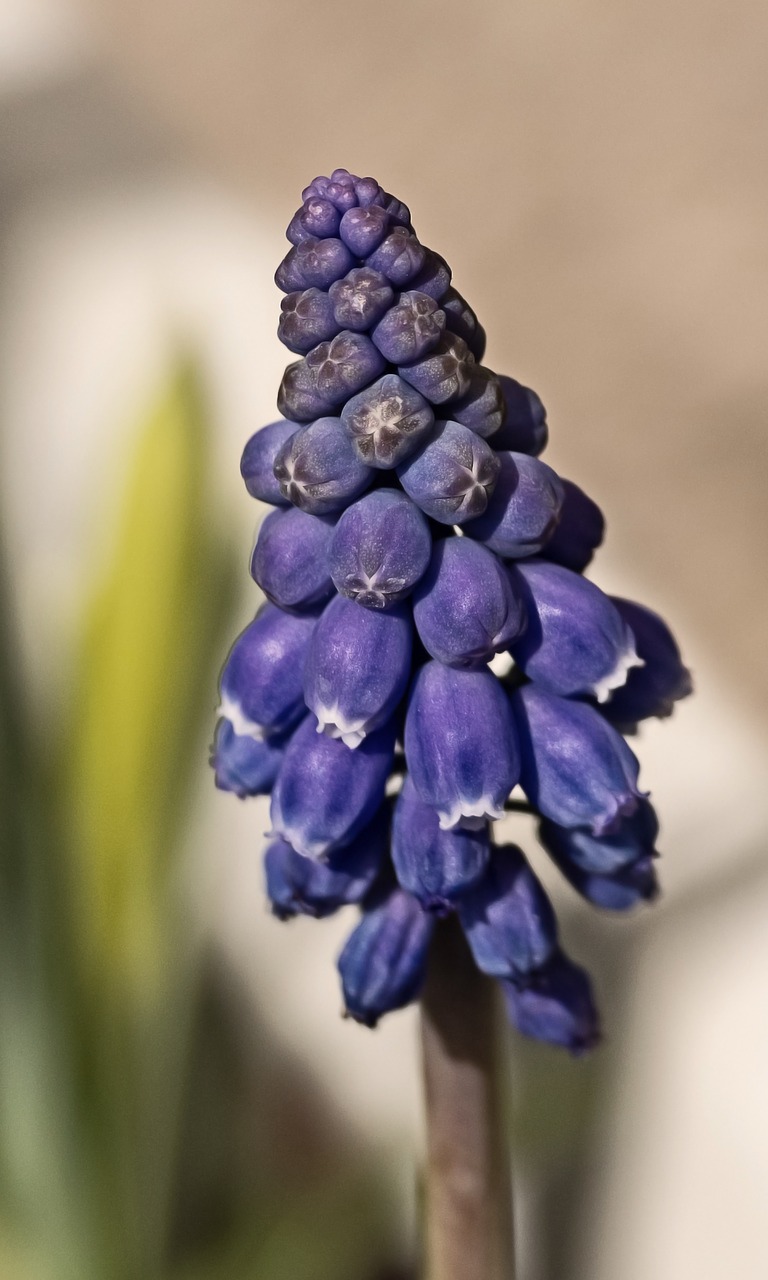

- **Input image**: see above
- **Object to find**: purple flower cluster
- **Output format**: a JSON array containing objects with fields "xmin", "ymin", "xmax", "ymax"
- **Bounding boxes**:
[{"xmin": 213, "ymin": 169, "xmax": 693, "ymax": 1052}]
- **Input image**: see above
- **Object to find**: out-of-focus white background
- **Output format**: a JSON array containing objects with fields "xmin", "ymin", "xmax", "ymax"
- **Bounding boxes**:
[{"xmin": 1, "ymin": 2, "xmax": 767, "ymax": 1277}]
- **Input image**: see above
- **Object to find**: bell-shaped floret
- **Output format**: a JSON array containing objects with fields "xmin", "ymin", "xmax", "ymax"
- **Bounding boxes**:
[
  {"xmin": 464, "ymin": 451, "xmax": 564, "ymax": 557},
  {"xmin": 240, "ymin": 419, "xmax": 300, "ymax": 505},
  {"xmin": 541, "ymin": 478, "xmax": 604, "ymax": 573},
  {"xmin": 602, "ymin": 598, "xmax": 693, "ymax": 730},
  {"xmin": 341, "ymin": 374, "xmax": 435, "ymax": 468},
  {"xmin": 250, "ymin": 506, "xmax": 335, "ymax": 612},
  {"xmin": 273, "ymin": 417, "xmax": 373, "ymax": 515},
  {"xmin": 502, "ymin": 952, "xmax": 600, "ymax": 1053},
  {"xmin": 397, "ymin": 420, "xmax": 500, "ymax": 525},
  {"xmin": 512, "ymin": 685, "xmax": 645, "ymax": 836},
  {"xmin": 449, "ymin": 367, "xmax": 504, "ymax": 438},
  {"xmin": 398, "ymin": 333, "xmax": 475, "ymax": 405},
  {"xmin": 405, "ymin": 661, "xmax": 520, "ymax": 829},
  {"xmin": 554, "ymin": 850, "xmax": 658, "ymax": 911},
  {"xmin": 328, "ymin": 267, "xmax": 395, "ymax": 332},
  {"xmin": 304, "ymin": 595, "xmax": 412, "ymax": 747},
  {"xmin": 328, "ymin": 487, "xmax": 432, "ymax": 609},
  {"xmin": 458, "ymin": 844, "xmax": 558, "ymax": 978},
  {"xmin": 270, "ymin": 715, "xmax": 395, "ymax": 858},
  {"xmin": 338, "ymin": 886, "xmax": 434, "ymax": 1026},
  {"xmin": 509, "ymin": 560, "xmax": 641, "ymax": 701},
  {"xmin": 493, "ymin": 377, "xmax": 548, "ymax": 455},
  {"xmin": 278, "ymin": 289, "xmax": 340, "ymax": 354},
  {"xmin": 371, "ymin": 290, "xmax": 446, "ymax": 364},
  {"xmin": 539, "ymin": 799, "xmax": 659, "ymax": 876},
  {"xmin": 278, "ymin": 333, "xmax": 387, "ymax": 421},
  {"xmin": 210, "ymin": 718, "xmax": 286, "ymax": 797},
  {"xmin": 412, "ymin": 536, "xmax": 526, "ymax": 667},
  {"xmin": 391, "ymin": 775, "xmax": 490, "ymax": 910},
  {"xmin": 264, "ymin": 814, "xmax": 388, "ymax": 919},
  {"xmin": 217, "ymin": 604, "xmax": 315, "ymax": 740}
]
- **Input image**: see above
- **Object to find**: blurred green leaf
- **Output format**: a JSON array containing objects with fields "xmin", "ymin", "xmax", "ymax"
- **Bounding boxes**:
[{"xmin": 64, "ymin": 358, "xmax": 235, "ymax": 1002}]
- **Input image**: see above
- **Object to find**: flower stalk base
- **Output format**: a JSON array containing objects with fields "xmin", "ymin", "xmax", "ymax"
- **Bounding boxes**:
[{"xmin": 420, "ymin": 917, "xmax": 515, "ymax": 1280}]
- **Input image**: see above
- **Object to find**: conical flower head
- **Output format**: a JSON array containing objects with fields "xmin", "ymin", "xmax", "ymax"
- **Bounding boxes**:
[{"xmin": 212, "ymin": 167, "xmax": 690, "ymax": 1050}]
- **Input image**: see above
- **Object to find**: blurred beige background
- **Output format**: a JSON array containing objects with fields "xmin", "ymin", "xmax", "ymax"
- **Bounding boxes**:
[{"xmin": 1, "ymin": 1, "xmax": 767, "ymax": 1277}]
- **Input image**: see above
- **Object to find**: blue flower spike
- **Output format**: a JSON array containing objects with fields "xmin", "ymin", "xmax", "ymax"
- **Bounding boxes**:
[{"xmin": 212, "ymin": 168, "xmax": 690, "ymax": 1051}]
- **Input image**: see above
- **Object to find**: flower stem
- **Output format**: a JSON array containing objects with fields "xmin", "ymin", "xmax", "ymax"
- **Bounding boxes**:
[{"xmin": 420, "ymin": 916, "xmax": 515, "ymax": 1280}]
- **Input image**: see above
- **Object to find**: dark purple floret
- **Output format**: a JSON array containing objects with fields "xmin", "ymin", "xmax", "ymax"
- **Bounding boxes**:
[
  {"xmin": 507, "ymin": 560, "xmax": 641, "ymax": 701},
  {"xmin": 541, "ymin": 478, "xmax": 604, "ymax": 572},
  {"xmin": 329, "ymin": 267, "xmax": 395, "ymax": 332},
  {"xmin": 539, "ymin": 800, "xmax": 660, "ymax": 876},
  {"xmin": 354, "ymin": 176, "xmax": 388, "ymax": 208},
  {"xmin": 381, "ymin": 194, "xmax": 412, "ymax": 227},
  {"xmin": 338, "ymin": 886, "xmax": 434, "ymax": 1026},
  {"xmin": 218, "ymin": 604, "xmax": 316, "ymax": 741},
  {"xmin": 440, "ymin": 289, "xmax": 486, "ymax": 362},
  {"xmin": 328, "ymin": 487, "xmax": 432, "ymax": 608},
  {"xmin": 397, "ymin": 420, "xmax": 500, "ymax": 524},
  {"xmin": 278, "ymin": 333, "xmax": 387, "ymax": 421},
  {"xmin": 271, "ymin": 715, "xmax": 396, "ymax": 859},
  {"xmin": 272, "ymin": 416, "xmax": 373, "ymax": 515},
  {"xmin": 449, "ymin": 367, "xmax": 505, "ymax": 438},
  {"xmin": 250, "ymin": 506, "xmax": 336, "ymax": 613},
  {"xmin": 553, "ymin": 850, "xmax": 659, "ymax": 911},
  {"xmin": 264, "ymin": 814, "xmax": 388, "ymax": 919},
  {"xmin": 493, "ymin": 377, "xmax": 549, "ymax": 456},
  {"xmin": 602, "ymin": 598, "xmax": 693, "ymax": 730},
  {"xmin": 371, "ymin": 291, "xmax": 446, "ymax": 364},
  {"xmin": 366, "ymin": 228, "xmax": 426, "ymax": 285},
  {"xmin": 405, "ymin": 661, "xmax": 520, "ymax": 829},
  {"xmin": 240, "ymin": 419, "xmax": 300, "ymax": 504},
  {"xmin": 409, "ymin": 250, "xmax": 452, "ymax": 300},
  {"xmin": 339, "ymin": 205, "xmax": 391, "ymax": 257},
  {"xmin": 278, "ymin": 289, "xmax": 340, "ymax": 354},
  {"xmin": 289, "ymin": 196, "xmax": 342, "ymax": 243},
  {"xmin": 275, "ymin": 237, "xmax": 355, "ymax": 293},
  {"xmin": 303, "ymin": 595, "xmax": 413, "ymax": 747},
  {"xmin": 464, "ymin": 451, "xmax": 564, "ymax": 557},
  {"xmin": 211, "ymin": 718, "xmax": 286, "ymax": 797},
  {"xmin": 458, "ymin": 844, "xmax": 559, "ymax": 978},
  {"xmin": 412, "ymin": 536, "xmax": 526, "ymax": 667},
  {"xmin": 398, "ymin": 332, "xmax": 475, "ymax": 405},
  {"xmin": 503, "ymin": 953, "xmax": 601, "ymax": 1054},
  {"xmin": 341, "ymin": 374, "xmax": 435, "ymax": 469},
  {"xmin": 391, "ymin": 775, "xmax": 490, "ymax": 910},
  {"xmin": 512, "ymin": 685, "xmax": 645, "ymax": 836}
]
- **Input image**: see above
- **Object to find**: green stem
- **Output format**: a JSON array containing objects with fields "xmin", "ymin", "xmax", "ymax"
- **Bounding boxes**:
[{"xmin": 420, "ymin": 917, "xmax": 515, "ymax": 1280}]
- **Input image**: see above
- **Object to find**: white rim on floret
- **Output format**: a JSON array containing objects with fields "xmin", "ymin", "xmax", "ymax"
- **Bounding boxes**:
[
  {"xmin": 314, "ymin": 702, "xmax": 371, "ymax": 750},
  {"xmin": 592, "ymin": 642, "xmax": 644, "ymax": 704},
  {"xmin": 437, "ymin": 794, "xmax": 505, "ymax": 831},
  {"xmin": 217, "ymin": 693, "xmax": 267, "ymax": 740}
]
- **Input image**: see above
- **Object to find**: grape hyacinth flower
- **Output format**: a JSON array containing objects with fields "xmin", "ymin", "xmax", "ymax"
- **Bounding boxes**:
[{"xmin": 214, "ymin": 167, "xmax": 692, "ymax": 1066}]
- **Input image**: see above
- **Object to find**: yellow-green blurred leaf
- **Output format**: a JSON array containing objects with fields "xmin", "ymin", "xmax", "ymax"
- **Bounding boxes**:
[{"xmin": 64, "ymin": 358, "xmax": 235, "ymax": 1003}]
